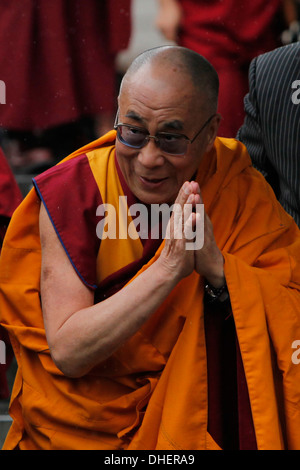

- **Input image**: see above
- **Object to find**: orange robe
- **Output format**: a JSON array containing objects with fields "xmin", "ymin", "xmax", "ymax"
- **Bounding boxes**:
[{"xmin": 1, "ymin": 132, "xmax": 300, "ymax": 450}]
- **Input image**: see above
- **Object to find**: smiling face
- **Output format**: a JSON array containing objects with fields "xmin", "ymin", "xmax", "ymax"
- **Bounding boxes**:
[{"xmin": 115, "ymin": 61, "xmax": 219, "ymax": 205}]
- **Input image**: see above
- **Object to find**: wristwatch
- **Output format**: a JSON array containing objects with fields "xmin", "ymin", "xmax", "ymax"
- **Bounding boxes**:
[{"xmin": 204, "ymin": 281, "xmax": 229, "ymax": 302}]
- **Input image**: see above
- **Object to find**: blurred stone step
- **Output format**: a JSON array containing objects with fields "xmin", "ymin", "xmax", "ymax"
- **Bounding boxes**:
[
  {"xmin": 15, "ymin": 173, "xmax": 34, "ymax": 197},
  {"xmin": 0, "ymin": 413, "xmax": 12, "ymax": 448}
]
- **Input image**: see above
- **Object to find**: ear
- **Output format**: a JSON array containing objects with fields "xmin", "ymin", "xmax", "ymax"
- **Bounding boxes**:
[{"xmin": 205, "ymin": 113, "xmax": 222, "ymax": 152}]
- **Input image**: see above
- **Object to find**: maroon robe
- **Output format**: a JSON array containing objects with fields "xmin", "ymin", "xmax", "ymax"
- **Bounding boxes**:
[
  {"xmin": 0, "ymin": 0, "xmax": 131, "ymax": 131},
  {"xmin": 178, "ymin": 0, "xmax": 282, "ymax": 137}
]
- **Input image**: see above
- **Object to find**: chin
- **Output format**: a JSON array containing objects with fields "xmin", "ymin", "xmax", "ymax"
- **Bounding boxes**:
[{"xmin": 139, "ymin": 193, "xmax": 175, "ymax": 206}]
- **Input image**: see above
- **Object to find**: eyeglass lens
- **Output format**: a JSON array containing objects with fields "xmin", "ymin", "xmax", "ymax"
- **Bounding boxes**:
[{"xmin": 117, "ymin": 125, "xmax": 187, "ymax": 156}]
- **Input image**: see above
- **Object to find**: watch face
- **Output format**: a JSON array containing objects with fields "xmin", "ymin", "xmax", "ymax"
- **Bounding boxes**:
[{"xmin": 207, "ymin": 287, "xmax": 217, "ymax": 298}]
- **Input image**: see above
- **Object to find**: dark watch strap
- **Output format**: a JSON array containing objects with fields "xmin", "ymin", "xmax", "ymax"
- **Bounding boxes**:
[{"xmin": 204, "ymin": 281, "xmax": 229, "ymax": 302}]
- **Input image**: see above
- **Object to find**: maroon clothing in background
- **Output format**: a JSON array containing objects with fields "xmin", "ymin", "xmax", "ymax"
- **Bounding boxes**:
[
  {"xmin": 0, "ymin": 148, "xmax": 22, "ymax": 222},
  {"xmin": 0, "ymin": 147, "xmax": 22, "ymax": 399},
  {"xmin": 0, "ymin": 0, "xmax": 131, "ymax": 131},
  {"xmin": 178, "ymin": 0, "xmax": 282, "ymax": 137}
]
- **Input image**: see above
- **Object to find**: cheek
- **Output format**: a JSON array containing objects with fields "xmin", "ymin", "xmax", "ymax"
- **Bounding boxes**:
[
  {"xmin": 115, "ymin": 145, "xmax": 135, "ymax": 173},
  {"xmin": 174, "ymin": 159, "xmax": 200, "ymax": 183}
]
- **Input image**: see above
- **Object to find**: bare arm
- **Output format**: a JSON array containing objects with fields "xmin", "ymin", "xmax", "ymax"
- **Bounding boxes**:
[
  {"xmin": 282, "ymin": 0, "xmax": 299, "ymax": 25},
  {"xmin": 40, "ymin": 182, "xmax": 195, "ymax": 378},
  {"xmin": 155, "ymin": 0, "xmax": 183, "ymax": 42}
]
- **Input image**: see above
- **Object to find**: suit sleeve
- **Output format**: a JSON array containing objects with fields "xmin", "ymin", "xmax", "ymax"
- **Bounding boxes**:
[{"xmin": 237, "ymin": 58, "xmax": 268, "ymax": 176}]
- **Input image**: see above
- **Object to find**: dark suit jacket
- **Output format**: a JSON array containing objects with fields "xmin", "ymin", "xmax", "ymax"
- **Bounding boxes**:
[{"xmin": 237, "ymin": 43, "xmax": 300, "ymax": 226}]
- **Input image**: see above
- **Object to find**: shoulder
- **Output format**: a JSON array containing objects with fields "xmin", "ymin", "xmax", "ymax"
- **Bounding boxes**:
[
  {"xmin": 34, "ymin": 152, "xmax": 105, "ymax": 290},
  {"xmin": 247, "ymin": 43, "xmax": 300, "ymax": 116},
  {"xmin": 253, "ymin": 43, "xmax": 300, "ymax": 79},
  {"xmin": 34, "ymin": 152, "xmax": 93, "ymax": 187}
]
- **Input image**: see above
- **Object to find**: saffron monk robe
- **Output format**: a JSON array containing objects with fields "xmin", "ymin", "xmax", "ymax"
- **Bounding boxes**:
[{"xmin": 1, "ymin": 46, "xmax": 300, "ymax": 450}]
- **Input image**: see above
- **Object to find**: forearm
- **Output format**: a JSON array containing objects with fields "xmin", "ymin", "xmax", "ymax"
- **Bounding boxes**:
[
  {"xmin": 156, "ymin": 0, "xmax": 182, "ymax": 42},
  {"xmin": 50, "ymin": 258, "xmax": 179, "ymax": 377},
  {"xmin": 282, "ymin": 0, "xmax": 299, "ymax": 25},
  {"xmin": 41, "ymin": 182, "xmax": 195, "ymax": 378},
  {"xmin": 157, "ymin": 0, "xmax": 180, "ymax": 6}
]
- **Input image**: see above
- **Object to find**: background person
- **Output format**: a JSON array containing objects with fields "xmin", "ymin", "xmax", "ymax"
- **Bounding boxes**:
[
  {"xmin": 0, "ymin": 147, "xmax": 22, "ymax": 401},
  {"xmin": 0, "ymin": 0, "xmax": 131, "ymax": 173},
  {"xmin": 156, "ymin": 0, "xmax": 286, "ymax": 137},
  {"xmin": 237, "ymin": 42, "xmax": 300, "ymax": 226}
]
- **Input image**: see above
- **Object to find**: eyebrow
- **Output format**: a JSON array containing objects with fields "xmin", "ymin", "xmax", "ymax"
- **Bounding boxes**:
[
  {"xmin": 125, "ymin": 110, "xmax": 144, "ymax": 124},
  {"xmin": 125, "ymin": 110, "xmax": 184, "ymax": 132},
  {"xmin": 161, "ymin": 120, "xmax": 184, "ymax": 132}
]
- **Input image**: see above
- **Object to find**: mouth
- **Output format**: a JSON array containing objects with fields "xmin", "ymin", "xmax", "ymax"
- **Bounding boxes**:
[{"xmin": 139, "ymin": 176, "xmax": 168, "ymax": 188}]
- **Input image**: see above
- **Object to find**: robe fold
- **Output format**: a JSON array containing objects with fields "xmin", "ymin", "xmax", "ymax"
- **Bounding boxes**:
[{"xmin": 0, "ymin": 132, "xmax": 300, "ymax": 450}]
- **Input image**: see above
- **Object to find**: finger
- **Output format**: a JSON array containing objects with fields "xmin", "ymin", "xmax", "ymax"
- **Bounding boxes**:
[
  {"xmin": 166, "ymin": 182, "xmax": 198, "ymax": 241},
  {"xmin": 167, "ymin": 183, "xmax": 193, "ymax": 241},
  {"xmin": 190, "ymin": 181, "xmax": 200, "ymax": 196},
  {"xmin": 184, "ymin": 212, "xmax": 204, "ymax": 251},
  {"xmin": 172, "ymin": 181, "xmax": 193, "ymax": 212},
  {"xmin": 165, "ymin": 195, "xmax": 184, "ymax": 241},
  {"xmin": 181, "ymin": 181, "xmax": 193, "ymax": 198},
  {"xmin": 187, "ymin": 192, "xmax": 201, "ymax": 209},
  {"xmin": 172, "ymin": 201, "xmax": 184, "ymax": 241},
  {"xmin": 184, "ymin": 211, "xmax": 196, "ymax": 242}
]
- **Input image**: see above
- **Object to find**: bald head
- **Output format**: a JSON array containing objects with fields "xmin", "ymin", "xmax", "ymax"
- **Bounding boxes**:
[{"xmin": 120, "ymin": 46, "xmax": 219, "ymax": 114}]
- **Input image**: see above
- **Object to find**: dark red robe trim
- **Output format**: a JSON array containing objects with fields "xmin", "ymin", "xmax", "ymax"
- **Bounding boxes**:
[
  {"xmin": 204, "ymin": 300, "xmax": 257, "ymax": 450},
  {"xmin": 33, "ymin": 154, "xmax": 102, "ymax": 289},
  {"xmin": 33, "ymin": 152, "xmax": 165, "ymax": 291}
]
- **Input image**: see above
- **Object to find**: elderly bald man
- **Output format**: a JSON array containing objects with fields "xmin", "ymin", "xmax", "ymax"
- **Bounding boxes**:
[{"xmin": 1, "ymin": 46, "xmax": 300, "ymax": 451}]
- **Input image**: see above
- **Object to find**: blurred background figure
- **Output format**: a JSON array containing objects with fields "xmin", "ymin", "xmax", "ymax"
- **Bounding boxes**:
[
  {"xmin": 0, "ymin": 146, "xmax": 22, "ymax": 253},
  {"xmin": 0, "ymin": 147, "xmax": 22, "ymax": 401},
  {"xmin": 156, "ymin": 0, "xmax": 292, "ymax": 137},
  {"xmin": 281, "ymin": 0, "xmax": 300, "ymax": 44},
  {"xmin": 0, "ymin": 0, "xmax": 131, "ymax": 173},
  {"xmin": 237, "ymin": 42, "xmax": 300, "ymax": 227}
]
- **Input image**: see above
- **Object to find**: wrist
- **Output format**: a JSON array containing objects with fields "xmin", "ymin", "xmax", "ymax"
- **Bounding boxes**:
[
  {"xmin": 202, "ymin": 251, "xmax": 225, "ymax": 288},
  {"xmin": 159, "ymin": 0, "xmax": 180, "ymax": 5},
  {"xmin": 204, "ymin": 280, "xmax": 229, "ymax": 303},
  {"xmin": 155, "ymin": 255, "xmax": 186, "ymax": 287},
  {"xmin": 205, "ymin": 272, "xmax": 225, "ymax": 289}
]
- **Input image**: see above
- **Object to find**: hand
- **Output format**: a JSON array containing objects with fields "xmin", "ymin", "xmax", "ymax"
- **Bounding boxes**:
[
  {"xmin": 158, "ymin": 181, "xmax": 196, "ymax": 282},
  {"xmin": 155, "ymin": 0, "xmax": 183, "ymax": 42},
  {"xmin": 186, "ymin": 182, "xmax": 225, "ymax": 288}
]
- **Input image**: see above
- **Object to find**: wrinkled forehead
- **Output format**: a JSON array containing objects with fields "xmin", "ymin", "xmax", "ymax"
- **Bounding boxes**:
[{"xmin": 118, "ymin": 62, "xmax": 204, "ymax": 116}]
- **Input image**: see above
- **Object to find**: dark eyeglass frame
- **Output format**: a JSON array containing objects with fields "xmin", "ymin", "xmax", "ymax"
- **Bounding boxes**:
[{"xmin": 114, "ymin": 112, "xmax": 216, "ymax": 157}]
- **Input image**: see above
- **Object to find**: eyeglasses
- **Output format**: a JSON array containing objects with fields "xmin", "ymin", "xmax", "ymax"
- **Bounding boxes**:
[{"xmin": 114, "ymin": 112, "xmax": 216, "ymax": 156}]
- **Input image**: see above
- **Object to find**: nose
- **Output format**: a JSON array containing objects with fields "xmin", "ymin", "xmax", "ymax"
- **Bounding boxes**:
[{"xmin": 138, "ymin": 138, "xmax": 165, "ymax": 168}]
